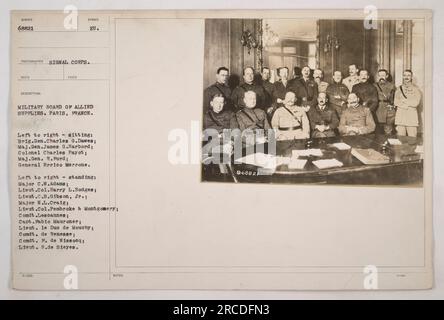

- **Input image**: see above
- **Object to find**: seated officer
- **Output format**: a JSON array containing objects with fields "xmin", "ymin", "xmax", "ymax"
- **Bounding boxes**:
[
  {"xmin": 338, "ymin": 93, "xmax": 376, "ymax": 136},
  {"xmin": 271, "ymin": 91, "xmax": 310, "ymax": 141},
  {"xmin": 231, "ymin": 91, "xmax": 270, "ymax": 131},
  {"xmin": 203, "ymin": 94, "xmax": 233, "ymax": 134},
  {"xmin": 308, "ymin": 92, "xmax": 339, "ymax": 138}
]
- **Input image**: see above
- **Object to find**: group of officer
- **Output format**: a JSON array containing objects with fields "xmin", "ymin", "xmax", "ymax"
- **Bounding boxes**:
[{"xmin": 203, "ymin": 64, "xmax": 422, "ymax": 140}]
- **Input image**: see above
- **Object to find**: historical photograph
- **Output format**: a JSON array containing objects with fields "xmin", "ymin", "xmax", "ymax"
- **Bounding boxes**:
[{"xmin": 201, "ymin": 18, "xmax": 425, "ymax": 185}]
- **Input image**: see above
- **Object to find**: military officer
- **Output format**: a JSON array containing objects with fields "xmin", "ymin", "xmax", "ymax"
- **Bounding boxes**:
[
  {"xmin": 308, "ymin": 92, "xmax": 339, "ymax": 138},
  {"xmin": 290, "ymin": 65, "xmax": 318, "ymax": 112},
  {"xmin": 374, "ymin": 69, "xmax": 396, "ymax": 134},
  {"xmin": 271, "ymin": 91, "xmax": 310, "ymax": 141},
  {"xmin": 260, "ymin": 66, "xmax": 274, "ymax": 100},
  {"xmin": 203, "ymin": 67, "xmax": 232, "ymax": 112},
  {"xmin": 352, "ymin": 69, "xmax": 379, "ymax": 117},
  {"xmin": 231, "ymin": 91, "xmax": 270, "ymax": 131},
  {"xmin": 338, "ymin": 93, "xmax": 376, "ymax": 136},
  {"xmin": 394, "ymin": 70, "xmax": 422, "ymax": 137},
  {"xmin": 342, "ymin": 64, "xmax": 360, "ymax": 92},
  {"xmin": 326, "ymin": 70, "xmax": 350, "ymax": 117},
  {"xmin": 269, "ymin": 67, "xmax": 291, "ymax": 114},
  {"xmin": 231, "ymin": 66, "xmax": 268, "ymax": 111},
  {"xmin": 313, "ymin": 68, "xmax": 329, "ymax": 93},
  {"xmin": 203, "ymin": 94, "xmax": 233, "ymax": 134},
  {"xmin": 288, "ymin": 66, "xmax": 302, "ymax": 89}
]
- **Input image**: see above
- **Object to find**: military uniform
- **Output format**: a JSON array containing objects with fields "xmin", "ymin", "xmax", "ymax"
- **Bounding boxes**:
[
  {"xmin": 338, "ymin": 104, "xmax": 376, "ymax": 136},
  {"xmin": 231, "ymin": 83, "xmax": 268, "ymax": 111},
  {"xmin": 269, "ymin": 80, "xmax": 291, "ymax": 111},
  {"xmin": 374, "ymin": 81, "xmax": 396, "ymax": 134},
  {"xmin": 394, "ymin": 83, "xmax": 422, "ymax": 137},
  {"xmin": 326, "ymin": 81, "xmax": 350, "ymax": 116},
  {"xmin": 308, "ymin": 104, "xmax": 339, "ymax": 138},
  {"xmin": 290, "ymin": 78, "xmax": 318, "ymax": 109},
  {"xmin": 203, "ymin": 109, "xmax": 233, "ymax": 134},
  {"xmin": 316, "ymin": 80, "xmax": 329, "ymax": 94},
  {"xmin": 232, "ymin": 107, "xmax": 270, "ymax": 131},
  {"xmin": 288, "ymin": 76, "xmax": 301, "ymax": 89},
  {"xmin": 342, "ymin": 75, "xmax": 360, "ymax": 92},
  {"xmin": 203, "ymin": 82, "xmax": 232, "ymax": 112},
  {"xmin": 262, "ymin": 81, "xmax": 274, "ymax": 99},
  {"xmin": 352, "ymin": 82, "xmax": 379, "ymax": 114},
  {"xmin": 271, "ymin": 105, "xmax": 310, "ymax": 140}
]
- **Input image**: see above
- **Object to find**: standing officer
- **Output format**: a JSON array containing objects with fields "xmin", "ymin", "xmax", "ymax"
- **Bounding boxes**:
[
  {"xmin": 326, "ymin": 70, "xmax": 350, "ymax": 117},
  {"xmin": 203, "ymin": 67, "xmax": 232, "ymax": 112},
  {"xmin": 231, "ymin": 66, "xmax": 268, "ymax": 111},
  {"xmin": 342, "ymin": 63, "xmax": 360, "ymax": 92},
  {"xmin": 269, "ymin": 67, "xmax": 291, "ymax": 115},
  {"xmin": 260, "ymin": 66, "xmax": 274, "ymax": 100},
  {"xmin": 313, "ymin": 68, "xmax": 329, "ymax": 93},
  {"xmin": 352, "ymin": 69, "xmax": 379, "ymax": 118},
  {"xmin": 374, "ymin": 69, "xmax": 396, "ymax": 134},
  {"xmin": 291, "ymin": 65, "xmax": 318, "ymax": 112},
  {"xmin": 394, "ymin": 70, "xmax": 422, "ymax": 137}
]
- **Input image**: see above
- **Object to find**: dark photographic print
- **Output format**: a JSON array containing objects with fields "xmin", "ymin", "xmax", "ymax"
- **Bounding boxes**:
[{"xmin": 201, "ymin": 18, "xmax": 425, "ymax": 185}]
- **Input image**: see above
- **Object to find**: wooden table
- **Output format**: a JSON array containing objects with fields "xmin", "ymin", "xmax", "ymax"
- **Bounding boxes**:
[{"xmin": 202, "ymin": 134, "xmax": 423, "ymax": 186}]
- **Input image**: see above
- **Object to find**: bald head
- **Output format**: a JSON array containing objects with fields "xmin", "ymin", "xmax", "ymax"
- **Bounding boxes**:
[
  {"xmin": 347, "ymin": 93, "xmax": 359, "ymax": 108},
  {"xmin": 243, "ymin": 90, "xmax": 257, "ymax": 109},
  {"xmin": 284, "ymin": 91, "xmax": 296, "ymax": 107}
]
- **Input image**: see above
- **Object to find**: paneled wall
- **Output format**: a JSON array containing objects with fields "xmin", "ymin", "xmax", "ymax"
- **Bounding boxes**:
[
  {"xmin": 318, "ymin": 20, "xmax": 378, "ymax": 81},
  {"xmin": 204, "ymin": 19, "xmax": 261, "ymax": 89}
]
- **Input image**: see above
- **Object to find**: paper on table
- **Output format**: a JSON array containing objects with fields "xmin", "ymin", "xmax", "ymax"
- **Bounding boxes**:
[
  {"xmin": 276, "ymin": 156, "xmax": 291, "ymax": 166},
  {"xmin": 288, "ymin": 158, "xmax": 307, "ymax": 170},
  {"xmin": 415, "ymin": 145, "xmax": 424, "ymax": 153},
  {"xmin": 236, "ymin": 153, "xmax": 290, "ymax": 169},
  {"xmin": 312, "ymin": 158, "xmax": 344, "ymax": 169},
  {"xmin": 332, "ymin": 142, "xmax": 351, "ymax": 150},
  {"xmin": 388, "ymin": 138, "xmax": 402, "ymax": 145},
  {"xmin": 292, "ymin": 148, "xmax": 323, "ymax": 158}
]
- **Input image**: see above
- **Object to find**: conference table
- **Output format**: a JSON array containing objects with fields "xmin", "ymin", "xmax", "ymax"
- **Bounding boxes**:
[{"xmin": 202, "ymin": 133, "xmax": 424, "ymax": 185}]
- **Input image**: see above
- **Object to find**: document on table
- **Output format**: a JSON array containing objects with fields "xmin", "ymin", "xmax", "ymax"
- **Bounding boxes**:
[
  {"xmin": 292, "ymin": 148, "xmax": 323, "ymax": 158},
  {"xmin": 9, "ymin": 10, "xmax": 433, "ymax": 291},
  {"xmin": 312, "ymin": 159, "xmax": 344, "ymax": 169}
]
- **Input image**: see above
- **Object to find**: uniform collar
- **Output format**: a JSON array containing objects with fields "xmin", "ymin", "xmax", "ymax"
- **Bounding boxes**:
[{"xmin": 317, "ymin": 104, "xmax": 327, "ymax": 111}]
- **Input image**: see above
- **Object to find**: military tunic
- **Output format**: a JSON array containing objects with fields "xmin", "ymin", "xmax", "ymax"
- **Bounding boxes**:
[
  {"xmin": 290, "ymin": 78, "xmax": 318, "ymax": 109},
  {"xmin": 352, "ymin": 82, "xmax": 379, "ymax": 113},
  {"xmin": 203, "ymin": 109, "xmax": 233, "ymax": 134},
  {"xmin": 316, "ymin": 81, "xmax": 329, "ymax": 94},
  {"xmin": 231, "ymin": 83, "xmax": 268, "ymax": 111},
  {"xmin": 270, "ymin": 80, "xmax": 291, "ymax": 111},
  {"xmin": 394, "ymin": 84, "xmax": 422, "ymax": 127},
  {"xmin": 308, "ymin": 104, "xmax": 339, "ymax": 138},
  {"xmin": 338, "ymin": 104, "xmax": 376, "ymax": 136},
  {"xmin": 326, "ymin": 82, "xmax": 350, "ymax": 116},
  {"xmin": 342, "ymin": 75, "xmax": 360, "ymax": 92},
  {"xmin": 232, "ymin": 107, "xmax": 271, "ymax": 131},
  {"xmin": 203, "ymin": 82, "xmax": 232, "ymax": 112},
  {"xmin": 374, "ymin": 81, "xmax": 395, "ymax": 123},
  {"xmin": 262, "ymin": 81, "xmax": 274, "ymax": 100},
  {"xmin": 271, "ymin": 105, "xmax": 310, "ymax": 140}
]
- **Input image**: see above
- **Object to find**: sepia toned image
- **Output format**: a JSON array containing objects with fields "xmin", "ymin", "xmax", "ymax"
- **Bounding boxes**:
[
  {"xmin": 201, "ymin": 18, "xmax": 426, "ymax": 185},
  {"xmin": 8, "ymin": 9, "xmax": 433, "ymax": 291}
]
